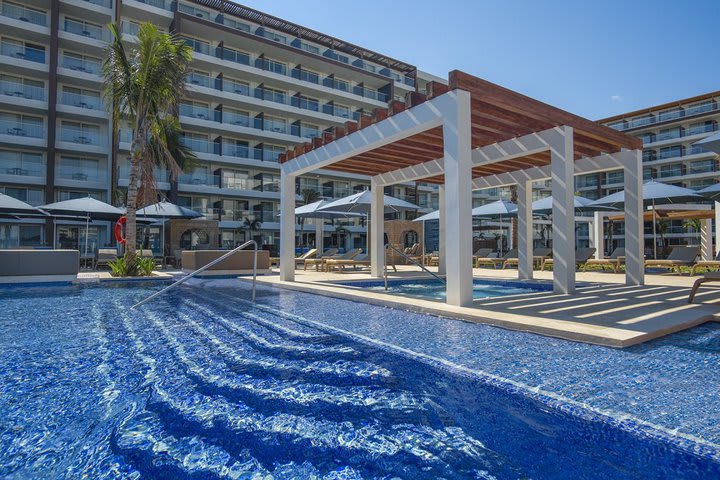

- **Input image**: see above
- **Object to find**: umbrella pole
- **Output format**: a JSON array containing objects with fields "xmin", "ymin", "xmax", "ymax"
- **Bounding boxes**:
[
  {"xmin": 84, "ymin": 214, "xmax": 89, "ymax": 267},
  {"xmin": 652, "ymin": 199, "xmax": 657, "ymax": 260}
]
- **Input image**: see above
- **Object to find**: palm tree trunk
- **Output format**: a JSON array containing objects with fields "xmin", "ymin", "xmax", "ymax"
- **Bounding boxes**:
[
  {"xmin": 125, "ymin": 141, "xmax": 142, "ymax": 258},
  {"xmin": 169, "ymin": 171, "xmax": 179, "ymax": 203}
]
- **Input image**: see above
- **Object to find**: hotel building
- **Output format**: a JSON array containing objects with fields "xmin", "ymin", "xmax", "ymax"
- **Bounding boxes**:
[{"xmin": 0, "ymin": 0, "xmax": 445, "ymax": 251}]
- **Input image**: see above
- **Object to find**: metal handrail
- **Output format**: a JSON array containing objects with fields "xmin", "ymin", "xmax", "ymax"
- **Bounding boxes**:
[
  {"xmin": 131, "ymin": 240, "xmax": 258, "ymax": 309},
  {"xmin": 384, "ymin": 244, "xmax": 446, "ymax": 291}
]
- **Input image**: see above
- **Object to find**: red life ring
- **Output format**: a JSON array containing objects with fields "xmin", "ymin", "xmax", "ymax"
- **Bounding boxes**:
[{"xmin": 115, "ymin": 216, "xmax": 127, "ymax": 245}]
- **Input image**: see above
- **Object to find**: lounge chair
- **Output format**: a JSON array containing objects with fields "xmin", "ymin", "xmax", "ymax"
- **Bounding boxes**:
[
  {"xmin": 325, "ymin": 253, "xmax": 399, "ymax": 272},
  {"xmin": 645, "ymin": 246, "xmax": 699, "ymax": 275},
  {"xmin": 301, "ymin": 248, "xmax": 338, "ymax": 270},
  {"xmin": 293, "ymin": 248, "xmax": 317, "ymax": 267},
  {"xmin": 583, "ymin": 248, "xmax": 625, "ymax": 273},
  {"xmin": 472, "ymin": 248, "xmax": 493, "ymax": 266},
  {"xmin": 304, "ymin": 248, "xmax": 355, "ymax": 271},
  {"xmin": 502, "ymin": 247, "xmax": 552, "ymax": 269},
  {"xmin": 541, "ymin": 247, "xmax": 596, "ymax": 271},
  {"xmin": 690, "ymin": 250, "xmax": 720, "ymax": 276},
  {"xmin": 688, "ymin": 271, "xmax": 720, "ymax": 303},
  {"xmin": 94, "ymin": 248, "xmax": 117, "ymax": 269},
  {"xmin": 476, "ymin": 249, "xmax": 517, "ymax": 268}
]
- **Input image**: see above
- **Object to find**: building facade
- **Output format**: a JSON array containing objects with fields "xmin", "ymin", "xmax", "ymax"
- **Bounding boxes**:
[{"xmin": 0, "ymin": 0, "xmax": 443, "ymax": 252}]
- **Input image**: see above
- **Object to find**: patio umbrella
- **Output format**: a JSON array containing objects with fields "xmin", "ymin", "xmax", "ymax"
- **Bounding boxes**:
[
  {"xmin": 136, "ymin": 200, "xmax": 202, "ymax": 257},
  {"xmin": 590, "ymin": 180, "xmax": 704, "ymax": 259},
  {"xmin": 694, "ymin": 132, "xmax": 720, "ymax": 154},
  {"xmin": 531, "ymin": 195, "xmax": 617, "ymax": 215},
  {"xmin": 471, "ymin": 200, "xmax": 518, "ymax": 256},
  {"xmin": 697, "ymin": 183, "xmax": 720, "ymax": 202},
  {"xmin": 294, "ymin": 200, "xmax": 366, "ymax": 252},
  {"xmin": 39, "ymin": 196, "xmax": 125, "ymax": 257},
  {"xmin": 0, "ymin": 192, "xmax": 43, "ymax": 215}
]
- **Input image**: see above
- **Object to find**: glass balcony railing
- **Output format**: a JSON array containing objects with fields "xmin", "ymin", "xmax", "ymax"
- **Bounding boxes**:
[
  {"xmin": 61, "ymin": 55, "xmax": 101, "ymax": 74},
  {"xmin": 83, "ymin": 0, "xmax": 112, "ymax": 8},
  {"xmin": 179, "ymin": 172, "xmax": 219, "ymax": 187},
  {"xmin": 261, "ymin": 118, "xmax": 288, "ymax": 135},
  {"xmin": 322, "ymin": 104, "xmax": 350, "ymax": 119},
  {"xmin": 219, "ymin": 47, "xmax": 249, "ymax": 65},
  {"xmin": 222, "ymin": 80, "xmax": 250, "ymax": 96},
  {"xmin": 688, "ymin": 161, "xmax": 716, "ymax": 175},
  {"xmin": 216, "ymin": 15, "xmax": 251, "ymax": 32},
  {"xmin": 186, "ymin": 72, "xmax": 210, "ymax": 87},
  {"xmin": 0, "ymin": 1, "xmax": 47, "ymax": 25},
  {"xmin": 220, "ymin": 177, "xmax": 257, "ymax": 190},
  {"xmin": 59, "ymin": 127, "xmax": 104, "ymax": 145},
  {"xmin": 255, "ymin": 58, "xmax": 287, "ymax": 76},
  {"xmin": 295, "ymin": 125, "xmax": 320, "ymax": 139},
  {"xmin": 218, "ymin": 208, "xmax": 251, "ymax": 222},
  {"xmin": 222, "ymin": 143, "xmax": 262, "ymax": 160},
  {"xmin": 0, "ymin": 79, "xmax": 45, "ymax": 100},
  {"xmin": 1, "ymin": 41, "xmax": 45, "ymax": 63},
  {"xmin": 134, "ymin": 0, "xmax": 172, "ymax": 10},
  {"xmin": 61, "ymin": 91, "xmax": 102, "ymax": 109},
  {"xmin": 63, "ymin": 19, "xmax": 108, "ymax": 42},
  {"xmin": 0, "ymin": 119, "xmax": 43, "ymax": 137},
  {"xmin": 658, "ymin": 148, "xmax": 684, "ymax": 160},
  {"xmin": 56, "ymin": 166, "xmax": 103, "ymax": 181},
  {"xmin": 291, "ymin": 68, "xmax": 319, "ymax": 85},
  {"xmin": 254, "ymin": 87, "xmax": 287, "ymax": 104},
  {"xmin": 118, "ymin": 129, "xmax": 132, "ymax": 143},
  {"xmin": 291, "ymin": 96, "xmax": 319, "ymax": 112},
  {"xmin": 119, "ymin": 166, "xmax": 169, "ymax": 182},
  {"xmin": 184, "ymin": 38, "xmax": 209, "ymax": 55},
  {"xmin": 656, "ymin": 130, "xmax": 682, "ymax": 141},
  {"xmin": 179, "ymin": 137, "xmax": 220, "ymax": 154},
  {"xmin": 222, "ymin": 110, "xmax": 250, "ymax": 127},
  {"xmin": 610, "ymin": 103, "xmax": 719, "ymax": 131},
  {"xmin": 178, "ymin": 3, "xmax": 210, "ymax": 20},
  {"xmin": 178, "ymin": 104, "xmax": 218, "ymax": 121},
  {"xmin": 687, "ymin": 123, "xmax": 718, "ymax": 136},
  {"xmin": 120, "ymin": 21, "xmax": 139, "ymax": 36}
]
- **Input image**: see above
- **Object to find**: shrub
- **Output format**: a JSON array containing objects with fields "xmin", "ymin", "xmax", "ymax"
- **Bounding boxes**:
[{"xmin": 108, "ymin": 254, "xmax": 156, "ymax": 277}]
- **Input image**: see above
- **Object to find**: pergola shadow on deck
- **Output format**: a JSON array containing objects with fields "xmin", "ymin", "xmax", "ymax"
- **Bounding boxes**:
[{"xmin": 279, "ymin": 70, "xmax": 644, "ymax": 307}]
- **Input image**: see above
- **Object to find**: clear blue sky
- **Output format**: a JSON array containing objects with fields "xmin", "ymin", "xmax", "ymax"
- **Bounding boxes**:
[{"xmin": 240, "ymin": 0, "xmax": 719, "ymax": 120}]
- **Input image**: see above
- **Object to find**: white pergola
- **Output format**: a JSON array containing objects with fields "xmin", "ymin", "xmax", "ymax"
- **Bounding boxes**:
[{"xmin": 278, "ymin": 71, "xmax": 645, "ymax": 307}]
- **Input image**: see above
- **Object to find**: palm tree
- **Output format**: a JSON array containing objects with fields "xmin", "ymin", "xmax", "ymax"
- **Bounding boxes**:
[
  {"xmin": 103, "ymin": 22, "xmax": 192, "ymax": 257},
  {"xmin": 297, "ymin": 189, "xmax": 320, "ymax": 248},
  {"xmin": 242, "ymin": 216, "xmax": 262, "ymax": 244},
  {"xmin": 147, "ymin": 116, "xmax": 197, "ymax": 204}
]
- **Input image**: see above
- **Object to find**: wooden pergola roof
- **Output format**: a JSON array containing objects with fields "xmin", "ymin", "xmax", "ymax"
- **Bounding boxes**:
[{"xmin": 280, "ymin": 70, "xmax": 642, "ymax": 184}]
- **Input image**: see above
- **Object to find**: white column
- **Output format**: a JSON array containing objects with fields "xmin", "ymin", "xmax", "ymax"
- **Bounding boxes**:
[
  {"xmin": 701, "ymin": 218, "xmax": 713, "ymax": 261},
  {"xmin": 315, "ymin": 219, "xmax": 324, "ymax": 254},
  {"xmin": 279, "ymin": 169, "xmax": 296, "ymax": 281},
  {"xmin": 516, "ymin": 180, "xmax": 533, "ymax": 280},
  {"xmin": 438, "ymin": 185, "xmax": 446, "ymax": 275},
  {"xmin": 370, "ymin": 179, "xmax": 385, "ymax": 278},
  {"xmin": 715, "ymin": 201, "xmax": 720, "ymax": 256},
  {"xmin": 549, "ymin": 126, "xmax": 576, "ymax": 294},
  {"xmin": 443, "ymin": 90, "xmax": 473, "ymax": 306},
  {"xmin": 623, "ymin": 149, "xmax": 644, "ymax": 286},
  {"xmin": 592, "ymin": 211, "xmax": 604, "ymax": 259}
]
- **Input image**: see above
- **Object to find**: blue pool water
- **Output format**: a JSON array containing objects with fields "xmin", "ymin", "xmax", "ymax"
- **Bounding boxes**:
[
  {"xmin": 1, "ymin": 281, "xmax": 719, "ymax": 479},
  {"xmin": 341, "ymin": 278, "xmax": 551, "ymax": 300}
]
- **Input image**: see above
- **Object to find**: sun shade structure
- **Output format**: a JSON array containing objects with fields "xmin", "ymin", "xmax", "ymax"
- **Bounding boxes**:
[
  {"xmin": 694, "ymin": 132, "xmax": 720, "ymax": 155},
  {"xmin": 136, "ymin": 200, "xmax": 202, "ymax": 219},
  {"xmin": 39, "ymin": 197, "xmax": 125, "ymax": 257},
  {"xmin": 295, "ymin": 200, "xmax": 366, "ymax": 254},
  {"xmin": 591, "ymin": 180, "xmax": 704, "ymax": 260},
  {"xmin": 278, "ymin": 70, "xmax": 644, "ymax": 306},
  {"xmin": 0, "ymin": 192, "xmax": 43, "ymax": 215},
  {"xmin": 317, "ymin": 190, "xmax": 418, "ymax": 214},
  {"xmin": 532, "ymin": 195, "xmax": 612, "ymax": 214}
]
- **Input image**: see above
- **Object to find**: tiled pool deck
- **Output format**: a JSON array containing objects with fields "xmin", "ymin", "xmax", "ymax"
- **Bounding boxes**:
[{"xmin": 257, "ymin": 266, "xmax": 720, "ymax": 347}]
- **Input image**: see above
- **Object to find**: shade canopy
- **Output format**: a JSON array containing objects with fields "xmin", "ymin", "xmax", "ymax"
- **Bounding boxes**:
[
  {"xmin": 136, "ymin": 200, "xmax": 201, "ymax": 219},
  {"xmin": 39, "ymin": 197, "xmax": 125, "ymax": 220},
  {"xmin": 694, "ymin": 132, "xmax": 720, "ymax": 154},
  {"xmin": 697, "ymin": 183, "xmax": 720, "ymax": 202},
  {"xmin": 317, "ymin": 190, "xmax": 418, "ymax": 214},
  {"xmin": 532, "ymin": 195, "xmax": 614, "ymax": 214},
  {"xmin": 590, "ymin": 180, "xmax": 703, "ymax": 208},
  {"xmin": 471, "ymin": 199, "xmax": 517, "ymax": 218},
  {"xmin": 294, "ymin": 200, "xmax": 366, "ymax": 219},
  {"xmin": 0, "ymin": 192, "xmax": 43, "ymax": 215},
  {"xmin": 412, "ymin": 210, "xmax": 440, "ymax": 222}
]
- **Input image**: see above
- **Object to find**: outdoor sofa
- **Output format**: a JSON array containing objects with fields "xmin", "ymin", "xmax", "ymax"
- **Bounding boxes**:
[
  {"xmin": 181, "ymin": 249, "xmax": 271, "ymax": 276},
  {"xmin": 0, "ymin": 249, "xmax": 79, "ymax": 284}
]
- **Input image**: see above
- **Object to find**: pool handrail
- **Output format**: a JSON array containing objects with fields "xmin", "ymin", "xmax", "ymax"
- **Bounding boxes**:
[
  {"xmin": 131, "ymin": 240, "xmax": 258, "ymax": 308},
  {"xmin": 384, "ymin": 243, "xmax": 446, "ymax": 291}
]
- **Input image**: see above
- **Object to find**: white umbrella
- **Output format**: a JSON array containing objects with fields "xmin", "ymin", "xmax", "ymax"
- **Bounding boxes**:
[
  {"xmin": 137, "ymin": 200, "xmax": 202, "ymax": 258},
  {"xmin": 694, "ymin": 132, "xmax": 720, "ymax": 154},
  {"xmin": 39, "ymin": 196, "xmax": 125, "ymax": 257},
  {"xmin": 472, "ymin": 200, "xmax": 517, "ymax": 256},
  {"xmin": 293, "ymin": 200, "xmax": 365, "ymax": 253}
]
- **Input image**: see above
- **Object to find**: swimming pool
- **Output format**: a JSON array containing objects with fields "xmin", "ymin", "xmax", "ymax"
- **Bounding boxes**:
[
  {"xmin": 1, "ymin": 281, "xmax": 718, "ymax": 478},
  {"xmin": 338, "ymin": 277, "xmax": 552, "ymax": 300}
]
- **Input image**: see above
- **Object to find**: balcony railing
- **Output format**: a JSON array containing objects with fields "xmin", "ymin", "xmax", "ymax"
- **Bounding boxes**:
[
  {"xmin": 222, "ymin": 110, "xmax": 250, "ymax": 127},
  {"xmin": 56, "ymin": 166, "xmax": 104, "ymax": 181},
  {"xmin": 610, "ymin": 102, "xmax": 720, "ymax": 131},
  {"xmin": 0, "ymin": 79, "xmax": 45, "ymax": 100},
  {"xmin": 63, "ymin": 18, "xmax": 108, "ymax": 42},
  {"xmin": 84, "ymin": 0, "xmax": 112, "ymax": 8},
  {"xmin": 61, "ymin": 91, "xmax": 102, "ymax": 109},
  {"xmin": 59, "ymin": 127, "xmax": 104, "ymax": 145},
  {"xmin": 222, "ymin": 143, "xmax": 262, "ymax": 160},
  {"xmin": 220, "ymin": 177, "xmax": 258, "ymax": 190},
  {"xmin": 178, "ymin": 104, "xmax": 218, "ymax": 121},
  {"xmin": 186, "ymin": 72, "xmax": 210, "ymax": 87},
  {"xmin": 61, "ymin": 55, "xmax": 101, "ymax": 74},
  {"xmin": 0, "ymin": 119, "xmax": 43, "ymax": 137},
  {"xmin": 119, "ymin": 166, "xmax": 169, "ymax": 182},
  {"xmin": 179, "ymin": 172, "xmax": 219, "ymax": 187},
  {"xmin": 179, "ymin": 136, "xmax": 220, "ymax": 154},
  {"xmin": 0, "ymin": 1, "xmax": 47, "ymax": 25},
  {"xmin": 134, "ymin": 0, "xmax": 173, "ymax": 10},
  {"xmin": 0, "ymin": 41, "xmax": 45, "ymax": 63}
]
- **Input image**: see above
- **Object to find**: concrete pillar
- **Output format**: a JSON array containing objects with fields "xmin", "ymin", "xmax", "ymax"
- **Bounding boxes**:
[
  {"xmin": 438, "ymin": 185, "xmax": 446, "ymax": 275},
  {"xmin": 370, "ymin": 179, "xmax": 385, "ymax": 278},
  {"xmin": 516, "ymin": 180, "xmax": 533, "ymax": 279},
  {"xmin": 701, "ymin": 218, "xmax": 713, "ymax": 261},
  {"xmin": 315, "ymin": 219, "xmax": 324, "ymax": 254},
  {"xmin": 279, "ymin": 169, "xmax": 296, "ymax": 281},
  {"xmin": 549, "ymin": 126, "xmax": 576, "ymax": 294},
  {"xmin": 442, "ymin": 90, "xmax": 473, "ymax": 306},
  {"xmin": 715, "ymin": 201, "xmax": 720, "ymax": 256},
  {"xmin": 592, "ymin": 211, "xmax": 604, "ymax": 259},
  {"xmin": 623, "ymin": 149, "xmax": 644, "ymax": 286}
]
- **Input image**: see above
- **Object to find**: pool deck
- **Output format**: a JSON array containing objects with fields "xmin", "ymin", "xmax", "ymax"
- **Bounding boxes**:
[{"xmin": 255, "ymin": 266, "xmax": 720, "ymax": 348}]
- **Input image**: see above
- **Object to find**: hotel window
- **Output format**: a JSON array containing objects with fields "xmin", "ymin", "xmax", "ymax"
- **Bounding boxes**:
[
  {"xmin": 687, "ymin": 121, "xmax": 716, "ymax": 136},
  {"xmin": 689, "ymin": 159, "xmax": 716, "ymax": 175},
  {"xmin": 223, "ymin": 108, "xmax": 250, "ymax": 127},
  {"xmin": 61, "ymin": 86, "xmax": 101, "ymax": 109},
  {"xmin": 182, "ymin": 36, "xmax": 210, "ymax": 55},
  {"xmin": 0, "ymin": 150, "xmax": 44, "ymax": 176},
  {"xmin": 186, "ymin": 69, "xmax": 210, "ymax": 87},
  {"xmin": 179, "ymin": 101, "xmax": 211, "ymax": 120},
  {"xmin": 0, "ymin": 37, "xmax": 45, "ymax": 63},
  {"xmin": 686, "ymin": 100, "xmax": 716, "ymax": 116},
  {"xmin": 0, "ymin": 74, "xmax": 44, "ymax": 100},
  {"xmin": 263, "ymin": 115, "xmax": 287, "ymax": 134},
  {"xmin": 299, "ymin": 41, "xmax": 319, "ymax": 55},
  {"xmin": 657, "ymin": 127, "xmax": 682, "ymax": 141},
  {"xmin": 299, "ymin": 123, "xmax": 320, "ymax": 139},
  {"xmin": 258, "ymin": 29, "xmax": 286, "ymax": 44},
  {"xmin": 57, "ymin": 190, "xmax": 104, "ymax": 201},
  {"xmin": 657, "ymin": 108, "xmax": 683, "ymax": 122},
  {"xmin": 223, "ymin": 77, "xmax": 250, "ymax": 95},
  {"xmin": 261, "ymin": 58, "xmax": 287, "ymax": 75},
  {"xmin": 60, "ymin": 121, "xmax": 101, "ymax": 144},
  {"xmin": 334, "ymin": 78, "xmax": 349, "ymax": 92},
  {"xmin": 258, "ymin": 86, "xmax": 287, "ymax": 104},
  {"xmin": 659, "ymin": 145, "xmax": 684, "ymax": 160},
  {"xmin": 221, "ymin": 45, "xmax": 250, "ymax": 65},
  {"xmin": 58, "ymin": 156, "xmax": 100, "ymax": 181},
  {"xmin": 262, "ymin": 144, "xmax": 285, "ymax": 162},
  {"xmin": 295, "ymin": 94, "xmax": 319, "ymax": 112},
  {"xmin": 0, "ymin": 111, "xmax": 43, "ymax": 137},
  {"xmin": 61, "ymin": 52, "xmax": 101, "ymax": 74}
]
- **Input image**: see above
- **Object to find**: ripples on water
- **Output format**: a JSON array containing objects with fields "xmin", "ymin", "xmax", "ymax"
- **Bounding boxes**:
[{"xmin": 0, "ymin": 282, "xmax": 718, "ymax": 479}]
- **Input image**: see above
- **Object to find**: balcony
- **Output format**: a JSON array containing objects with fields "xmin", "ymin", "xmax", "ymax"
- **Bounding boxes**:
[
  {"xmin": 0, "ymin": 79, "xmax": 45, "ymax": 101},
  {"xmin": 179, "ymin": 136, "xmax": 220, "ymax": 154},
  {"xmin": 61, "ymin": 55, "xmax": 101, "ymax": 74},
  {"xmin": 178, "ymin": 103, "xmax": 218, "ymax": 122},
  {"xmin": 60, "ymin": 91, "xmax": 102, "ymax": 110},
  {"xmin": 0, "ymin": 118, "xmax": 43, "ymax": 138},
  {"xmin": 56, "ymin": 165, "xmax": 104, "ymax": 182},
  {"xmin": 291, "ymin": 68, "xmax": 319, "ymax": 85},
  {"xmin": 63, "ymin": 18, "xmax": 109, "ymax": 42},
  {"xmin": 134, "ymin": 0, "xmax": 172, "ymax": 10},
  {"xmin": 220, "ymin": 176, "xmax": 258, "ymax": 190},
  {"xmin": 186, "ymin": 72, "xmax": 210, "ymax": 88},
  {"xmin": 291, "ymin": 97, "xmax": 319, "ymax": 112},
  {"xmin": 0, "ymin": 41, "xmax": 45, "ymax": 63},
  {"xmin": 609, "ymin": 102, "xmax": 719, "ymax": 131},
  {"xmin": 0, "ymin": 1, "xmax": 47, "ymax": 26},
  {"xmin": 222, "ymin": 110, "xmax": 250, "ymax": 127},
  {"xmin": 221, "ymin": 143, "xmax": 263, "ymax": 160},
  {"xmin": 179, "ymin": 172, "xmax": 219, "ymax": 187},
  {"xmin": 59, "ymin": 126, "xmax": 104, "ymax": 146}
]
